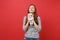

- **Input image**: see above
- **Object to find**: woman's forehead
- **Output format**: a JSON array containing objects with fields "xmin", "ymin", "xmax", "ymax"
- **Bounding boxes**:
[{"xmin": 29, "ymin": 5, "xmax": 35, "ymax": 8}]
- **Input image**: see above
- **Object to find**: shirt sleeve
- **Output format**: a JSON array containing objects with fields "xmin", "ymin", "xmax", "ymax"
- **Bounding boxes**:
[
  {"xmin": 37, "ymin": 16, "xmax": 42, "ymax": 32},
  {"xmin": 22, "ymin": 16, "xmax": 26, "ymax": 32}
]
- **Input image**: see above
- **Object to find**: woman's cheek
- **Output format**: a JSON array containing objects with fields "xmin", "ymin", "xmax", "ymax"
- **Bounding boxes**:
[
  {"xmin": 29, "ymin": 9, "xmax": 31, "ymax": 12},
  {"xmin": 33, "ymin": 9, "xmax": 35, "ymax": 12}
]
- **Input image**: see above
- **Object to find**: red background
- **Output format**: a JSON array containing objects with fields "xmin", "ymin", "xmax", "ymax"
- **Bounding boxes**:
[{"xmin": 0, "ymin": 0, "xmax": 60, "ymax": 40}]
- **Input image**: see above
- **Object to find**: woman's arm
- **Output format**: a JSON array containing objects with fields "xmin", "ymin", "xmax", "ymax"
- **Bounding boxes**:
[
  {"xmin": 23, "ymin": 21, "xmax": 29, "ymax": 31},
  {"xmin": 33, "ymin": 16, "xmax": 42, "ymax": 32},
  {"xmin": 23, "ymin": 16, "xmax": 29, "ymax": 32},
  {"xmin": 33, "ymin": 21, "xmax": 39, "ymax": 30}
]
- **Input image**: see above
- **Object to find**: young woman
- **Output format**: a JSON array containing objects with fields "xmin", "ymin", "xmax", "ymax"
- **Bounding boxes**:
[{"xmin": 23, "ymin": 4, "xmax": 42, "ymax": 40}]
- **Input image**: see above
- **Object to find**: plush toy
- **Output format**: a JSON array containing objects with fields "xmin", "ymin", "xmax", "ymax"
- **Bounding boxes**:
[{"xmin": 28, "ymin": 13, "xmax": 34, "ymax": 25}]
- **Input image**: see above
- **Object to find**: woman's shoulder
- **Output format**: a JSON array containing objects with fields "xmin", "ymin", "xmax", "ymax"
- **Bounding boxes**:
[
  {"xmin": 24, "ymin": 16, "xmax": 26, "ymax": 18},
  {"xmin": 37, "ymin": 16, "xmax": 41, "ymax": 19},
  {"xmin": 23, "ymin": 16, "xmax": 27, "ymax": 22},
  {"xmin": 23, "ymin": 16, "xmax": 41, "ymax": 19}
]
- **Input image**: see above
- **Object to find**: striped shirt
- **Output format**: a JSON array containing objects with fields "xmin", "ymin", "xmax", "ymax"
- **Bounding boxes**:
[{"xmin": 23, "ymin": 16, "xmax": 42, "ymax": 38}]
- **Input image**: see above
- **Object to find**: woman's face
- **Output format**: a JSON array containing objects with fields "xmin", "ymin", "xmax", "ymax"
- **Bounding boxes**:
[{"xmin": 29, "ymin": 5, "xmax": 35, "ymax": 13}]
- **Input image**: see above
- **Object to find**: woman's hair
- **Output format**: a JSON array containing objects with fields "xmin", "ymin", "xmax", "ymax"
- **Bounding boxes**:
[{"xmin": 25, "ymin": 4, "xmax": 38, "ymax": 26}]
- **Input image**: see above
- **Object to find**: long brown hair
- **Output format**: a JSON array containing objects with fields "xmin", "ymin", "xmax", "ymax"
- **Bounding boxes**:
[{"xmin": 25, "ymin": 4, "xmax": 38, "ymax": 26}]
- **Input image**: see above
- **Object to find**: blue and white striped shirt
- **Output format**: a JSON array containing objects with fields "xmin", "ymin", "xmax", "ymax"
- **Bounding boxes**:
[{"xmin": 23, "ymin": 16, "xmax": 42, "ymax": 38}]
